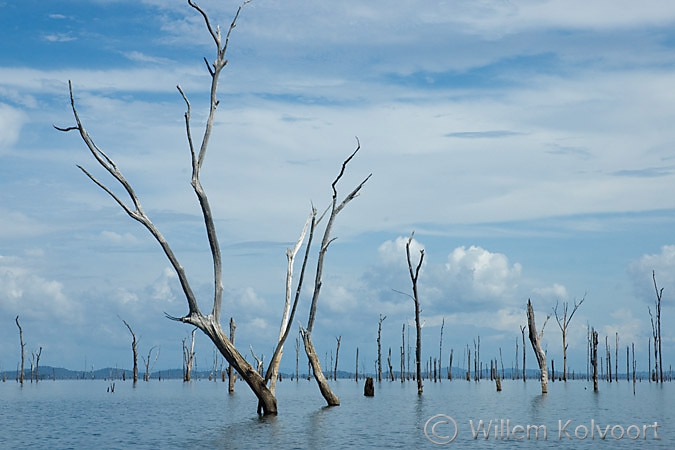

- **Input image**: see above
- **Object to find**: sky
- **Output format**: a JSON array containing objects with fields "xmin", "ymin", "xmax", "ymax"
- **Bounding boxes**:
[{"xmin": 1, "ymin": 0, "xmax": 675, "ymax": 379}]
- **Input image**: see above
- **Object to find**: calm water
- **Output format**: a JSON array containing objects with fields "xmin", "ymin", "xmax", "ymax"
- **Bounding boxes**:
[{"xmin": 1, "ymin": 378, "xmax": 672, "ymax": 449}]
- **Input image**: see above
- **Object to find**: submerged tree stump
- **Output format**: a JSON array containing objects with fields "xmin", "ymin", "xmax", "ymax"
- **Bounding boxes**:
[{"xmin": 364, "ymin": 377, "xmax": 375, "ymax": 397}]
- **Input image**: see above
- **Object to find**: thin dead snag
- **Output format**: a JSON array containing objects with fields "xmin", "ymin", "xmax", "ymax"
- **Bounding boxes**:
[
  {"xmin": 553, "ymin": 294, "xmax": 585, "ymax": 382},
  {"xmin": 526, "ymin": 299, "xmax": 550, "ymax": 394},
  {"xmin": 122, "ymin": 319, "xmax": 139, "ymax": 384},
  {"xmin": 182, "ymin": 328, "xmax": 197, "ymax": 382},
  {"xmin": 299, "ymin": 142, "xmax": 372, "ymax": 407},
  {"xmin": 650, "ymin": 271, "xmax": 664, "ymax": 383},
  {"xmin": 406, "ymin": 232, "xmax": 424, "ymax": 395},
  {"xmin": 15, "ymin": 316, "xmax": 25, "ymax": 385},
  {"xmin": 55, "ymin": 1, "xmax": 277, "ymax": 415}
]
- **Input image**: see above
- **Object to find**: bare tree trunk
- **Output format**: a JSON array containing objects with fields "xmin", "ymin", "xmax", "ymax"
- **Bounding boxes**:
[
  {"xmin": 227, "ymin": 319, "xmax": 236, "ymax": 391},
  {"xmin": 591, "ymin": 327, "xmax": 599, "ymax": 392},
  {"xmin": 355, "ymin": 347, "xmax": 359, "ymax": 382},
  {"xmin": 300, "ymin": 144, "xmax": 370, "ymax": 407},
  {"xmin": 520, "ymin": 325, "xmax": 526, "ymax": 382},
  {"xmin": 400, "ymin": 232, "xmax": 425, "ymax": 395},
  {"xmin": 526, "ymin": 299, "xmax": 549, "ymax": 394},
  {"xmin": 439, "ymin": 318, "xmax": 444, "ymax": 383},
  {"xmin": 652, "ymin": 271, "xmax": 664, "ymax": 383},
  {"xmin": 448, "ymin": 348, "xmax": 453, "ymax": 380},
  {"xmin": 377, "ymin": 314, "xmax": 386, "ymax": 382},
  {"xmin": 142, "ymin": 346, "xmax": 159, "ymax": 381},
  {"xmin": 334, "ymin": 336, "xmax": 341, "ymax": 381},
  {"xmin": 466, "ymin": 346, "xmax": 471, "ymax": 381},
  {"xmin": 34, "ymin": 347, "xmax": 42, "ymax": 383},
  {"xmin": 553, "ymin": 295, "xmax": 584, "ymax": 382},
  {"xmin": 387, "ymin": 348, "xmax": 394, "ymax": 381},
  {"xmin": 15, "ymin": 316, "xmax": 25, "ymax": 385},
  {"xmin": 122, "ymin": 319, "xmax": 139, "ymax": 384},
  {"xmin": 183, "ymin": 328, "xmax": 197, "ymax": 383},
  {"xmin": 401, "ymin": 324, "xmax": 405, "ymax": 384}
]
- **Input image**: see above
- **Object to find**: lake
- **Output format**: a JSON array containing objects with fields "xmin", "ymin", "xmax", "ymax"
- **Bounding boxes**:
[{"xmin": 1, "ymin": 378, "xmax": 672, "ymax": 449}]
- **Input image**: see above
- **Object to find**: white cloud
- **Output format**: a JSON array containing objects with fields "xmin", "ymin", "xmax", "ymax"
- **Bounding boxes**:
[
  {"xmin": 0, "ymin": 103, "xmax": 26, "ymax": 151},
  {"xmin": 377, "ymin": 235, "xmax": 425, "ymax": 267},
  {"xmin": 445, "ymin": 245, "xmax": 522, "ymax": 300},
  {"xmin": 628, "ymin": 245, "xmax": 675, "ymax": 301}
]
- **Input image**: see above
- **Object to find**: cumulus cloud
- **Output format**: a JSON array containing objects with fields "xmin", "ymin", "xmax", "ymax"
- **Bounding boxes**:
[
  {"xmin": 377, "ymin": 235, "xmax": 425, "ymax": 267},
  {"xmin": 0, "ymin": 255, "xmax": 77, "ymax": 323},
  {"xmin": 444, "ymin": 245, "xmax": 522, "ymax": 302},
  {"xmin": 628, "ymin": 245, "xmax": 675, "ymax": 302}
]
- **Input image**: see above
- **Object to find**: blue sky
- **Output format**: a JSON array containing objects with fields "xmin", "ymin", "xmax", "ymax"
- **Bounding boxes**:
[{"xmin": 1, "ymin": 0, "xmax": 675, "ymax": 378}]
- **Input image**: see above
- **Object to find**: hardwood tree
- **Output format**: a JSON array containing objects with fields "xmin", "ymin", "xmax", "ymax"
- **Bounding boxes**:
[
  {"xmin": 526, "ymin": 299, "xmax": 550, "ymax": 394},
  {"xmin": 553, "ymin": 294, "xmax": 585, "ymax": 382},
  {"xmin": 15, "ymin": 316, "xmax": 25, "ymax": 385}
]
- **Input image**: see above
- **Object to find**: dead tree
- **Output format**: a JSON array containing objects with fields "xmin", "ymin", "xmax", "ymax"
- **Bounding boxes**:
[
  {"xmin": 183, "ymin": 328, "xmax": 197, "ymax": 382},
  {"xmin": 520, "ymin": 325, "xmax": 526, "ymax": 381},
  {"xmin": 448, "ymin": 348, "xmax": 453, "ymax": 380},
  {"xmin": 334, "ymin": 336, "xmax": 341, "ymax": 381},
  {"xmin": 55, "ymin": 0, "xmax": 293, "ymax": 415},
  {"xmin": 406, "ymin": 232, "xmax": 424, "ymax": 395},
  {"xmin": 591, "ymin": 327, "xmax": 599, "ymax": 392},
  {"xmin": 553, "ymin": 295, "xmax": 585, "ymax": 382},
  {"xmin": 439, "ymin": 318, "xmax": 444, "ymax": 383},
  {"xmin": 122, "ymin": 319, "xmax": 139, "ymax": 384},
  {"xmin": 250, "ymin": 346, "xmax": 264, "ymax": 376},
  {"xmin": 295, "ymin": 336, "xmax": 300, "ymax": 382},
  {"xmin": 401, "ymin": 324, "xmax": 405, "ymax": 384},
  {"xmin": 265, "ymin": 212, "xmax": 313, "ymax": 394},
  {"xmin": 15, "ymin": 316, "xmax": 25, "ymax": 385},
  {"xmin": 355, "ymin": 347, "xmax": 359, "ymax": 382},
  {"xmin": 33, "ymin": 347, "xmax": 42, "ymax": 383},
  {"xmin": 299, "ymin": 144, "xmax": 371, "ymax": 407},
  {"xmin": 387, "ymin": 348, "xmax": 395, "ymax": 381},
  {"xmin": 227, "ymin": 319, "xmax": 235, "ymax": 391},
  {"xmin": 650, "ymin": 271, "xmax": 664, "ymax": 383},
  {"xmin": 526, "ymin": 299, "xmax": 550, "ymax": 394},
  {"xmin": 377, "ymin": 314, "xmax": 386, "ymax": 382},
  {"xmin": 142, "ymin": 346, "xmax": 159, "ymax": 381}
]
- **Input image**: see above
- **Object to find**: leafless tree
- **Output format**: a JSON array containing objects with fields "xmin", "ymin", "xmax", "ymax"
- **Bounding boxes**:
[
  {"xmin": 250, "ymin": 346, "xmax": 264, "ymax": 376},
  {"xmin": 183, "ymin": 328, "xmax": 197, "ymax": 382},
  {"xmin": 591, "ymin": 327, "xmax": 599, "ymax": 392},
  {"xmin": 553, "ymin": 294, "xmax": 585, "ymax": 382},
  {"xmin": 439, "ymin": 317, "xmax": 444, "ymax": 383},
  {"xmin": 526, "ymin": 299, "xmax": 550, "ymax": 394},
  {"xmin": 121, "ymin": 319, "xmax": 139, "ymax": 384},
  {"xmin": 227, "ymin": 319, "xmax": 235, "ymax": 391},
  {"xmin": 387, "ymin": 348, "xmax": 395, "ymax": 381},
  {"xmin": 650, "ymin": 271, "xmax": 664, "ymax": 383},
  {"xmin": 405, "ymin": 232, "xmax": 424, "ymax": 395},
  {"xmin": 142, "ymin": 346, "xmax": 160, "ymax": 381},
  {"xmin": 520, "ymin": 325, "xmax": 526, "ymax": 381},
  {"xmin": 32, "ymin": 347, "xmax": 42, "ymax": 383},
  {"xmin": 15, "ymin": 316, "xmax": 25, "ymax": 385},
  {"xmin": 377, "ymin": 314, "xmax": 386, "ymax": 382},
  {"xmin": 299, "ymin": 144, "xmax": 371, "ymax": 407},
  {"xmin": 334, "ymin": 336, "xmax": 341, "ymax": 381}
]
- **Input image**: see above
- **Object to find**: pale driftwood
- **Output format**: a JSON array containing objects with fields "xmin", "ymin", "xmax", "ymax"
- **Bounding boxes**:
[
  {"xmin": 266, "ymin": 211, "xmax": 313, "ymax": 395},
  {"xmin": 526, "ymin": 299, "xmax": 550, "ymax": 394},
  {"xmin": 56, "ymin": 0, "xmax": 277, "ymax": 415},
  {"xmin": 300, "ymin": 141, "xmax": 371, "ymax": 407},
  {"xmin": 553, "ymin": 294, "xmax": 585, "ymax": 382}
]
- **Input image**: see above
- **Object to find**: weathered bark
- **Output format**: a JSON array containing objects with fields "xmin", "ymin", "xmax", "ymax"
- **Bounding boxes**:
[
  {"xmin": 387, "ymin": 348, "xmax": 394, "ymax": 381},
  {"xmin": 34, "ymin": 347, "xmax": 42, "ymax": 383},
  {"xmin": 300, "ymin": 143, "xmax": 370, "ymax": 406},
  {"xmin": 448, "ymin": 348, "xmax": 453, "ymax": 380},
  {"xmin": 56, "ymin": 1, "xmax": 280, "ymax": 415},
  {"xmin": 122, "ymin": 319, "xmax": 139, "ymax": 384},
  {"xmin": 300, "ymin": 331, "xmax": 340, "ymax": 406},
  {"xmin": 266, "ymin": 212, "xmax": 313, "ymax": 394},
  {"xmin": 405, "ymin": 232, "xmax": 424, "ymax": 395},
  {"xmin": 377, "ymin": 314, "xmax": 386, "ymax": 382},
  {"xmin": 15, "ymin": 316, "xmax": 25, "ymax": 385},
  {"xmin": 355, "ymin": 347, "xmax": 359, "ymax": 382},
  {"xmin": 553, "ymin": 295, "xmax": 585, "ymax": 382},
  {"xmin": 526, "ymin": 299, "xmax": 549, "ymax": 394},
  {"xmin": 183, "ymin": 328, "xmax": 196, "ymax": 382}
]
